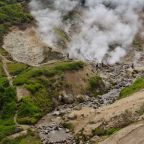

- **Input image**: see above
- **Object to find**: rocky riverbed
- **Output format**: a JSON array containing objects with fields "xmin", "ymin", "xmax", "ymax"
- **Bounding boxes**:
[
  {"xmin": 37, "ymin": 123, "xmax": 75, "ymax": 144},
  {"xmin": 36, "ymin": 59, "xmax": 144, "ymax": 144}
]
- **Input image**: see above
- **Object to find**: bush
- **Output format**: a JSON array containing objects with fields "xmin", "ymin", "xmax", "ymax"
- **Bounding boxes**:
[
  {"xmin": 87, "ymin": 75, "xmax": 106, "ymax": 97},
  {"xmin": 0, "ymin": 86, "xmax": 16, "ymax": 119},
  {"xmin": 92, "ymin": 128, "xmax": 106, "ymax": 136}
]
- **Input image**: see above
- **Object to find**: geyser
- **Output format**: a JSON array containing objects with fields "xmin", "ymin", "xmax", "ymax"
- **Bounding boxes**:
[{"xmin": 29, "ymin": 0, "xmax": 144, "ymax": 64}]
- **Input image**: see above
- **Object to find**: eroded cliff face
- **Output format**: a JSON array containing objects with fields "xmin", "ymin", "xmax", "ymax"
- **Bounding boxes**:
[{"xmin": 3, "ymin": 27, "xmax": 46, "ymax": 66}]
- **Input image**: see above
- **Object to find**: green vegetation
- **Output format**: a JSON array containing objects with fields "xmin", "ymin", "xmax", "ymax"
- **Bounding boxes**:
[
  {"xmin": 87, "ymin": 75, "xmax": 106, "ymax": 97},
  {"xmin": 62, "ymin": 122, "xmax": 74, "ymax": 131},
  {"xmin": 14, "ymin": 61, "xmax": 84, "ymax": 85},
  {"xmin": 0, "ymin": 0, "xmax": 33, "ymax": 45},
  {"xmin": 92, "ymin": 127, "xmax": 120, "ymax": 136},
  {"xmin": 17, "ymin": 96, "xmax": 42, "ymax": 124},
  {"xmin": 7, "ymin": 62, "xmax": 28, "ymax": 76},
  {"xmin": 0, "ymin": 62, "xmax": 5, "ymax": 77},
  {"xmin": 0, "ymin": 129, "xmax": 41, "ymax": 144},
  {"xmin": 119, "ymin": 77, "xmax": 144, "ymax": 99},
  {"xmin": 0, "ymin": 77, "xmax": 9, "ymax": 86},
  {"xmin": 0, "ymin": 80, "xmax": 17, "ymax": 141},
  {"xmin": 0, "ymin": 48, "xmax": 11, "ymax": 60},
  {"xmin": 14, "ymin": 61, "xmax": 84, "ymax": 124}
]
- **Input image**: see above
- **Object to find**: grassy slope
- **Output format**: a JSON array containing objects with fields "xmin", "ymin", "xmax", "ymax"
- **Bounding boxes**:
[
  {"xmin": 0, "ymin": 0, "xmax": 34, "ymax": 142},
  {"xmin": 0, "ymin": 80, "xmax": 17, "ymax": 141},
  {"xmin": 13, "ymin": 61, "xmax": 84, "ymax": 124},
  {"xmin": 119, "ymin": 77, "xmax": 144, "ymax": 99},
  {"xmin": 0, "ymin": 130, "xmax": 41, "ymax": 144},
  {"xmin": 0, "ymin": 0, "xmax": 32, "ymax": 45}
]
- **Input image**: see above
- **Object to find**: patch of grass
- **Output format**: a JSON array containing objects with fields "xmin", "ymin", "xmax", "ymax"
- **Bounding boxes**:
[
  {"xmin": 25, "ymin": 83, "xmax": 43, "ymax": 94},
  {"xmin": 7, "ymin": 62, "xmax": 28, "ymax": 76},
  {"xmin": 0, "ymin": 86, "xmax": 16, "ymax": 119},
  {"xmin": 92, "ymin": 127, "xmax": 120, "ymax": 137},
  {"xmin": 17, "ymin": 85, "xmax": 53, "ymax": 125},
  {"xmin": 0, "ymin": 48, "xmax": 11, "ymax": 60},
  {"xmin": 0, "ymin": 77, "xmax": 9, "ymax": 87},
  {"xmin": 0, "ymin": 83, "xmax": 17, "ymax": 141},
  {"xmin": 119, "ymin": 77, "xmax": 144, "ymax": 99},
  {"xmin": 0, "ymin": 124, "xmax": 16, "ymax": 141},
  {"xmin": 87, "ymin": 75, "xmax": 106, "ymax": 97},
  {"xmin": 17, "ymin": 96, "xmax": 42, "ymax": 125},
  {"xmin": 0, "ymin": 0, "xmax": 33, "ymax": 45},
  {"xmin": 0, "ymin": 62, "xmax": 5, "ymax": 77},
  {"xmin": 14, "ymin": 61, "xmax": 84, "ymax": 85},
  {"xmin": 0, "ymin": 129, "xmax": 41, "ymax": 144},
  {"xmin": 62, "ymin": 122, "xmax": 74, "ymax": 131}
]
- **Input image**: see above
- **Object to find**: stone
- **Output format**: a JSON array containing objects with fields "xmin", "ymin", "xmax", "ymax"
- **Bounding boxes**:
[
  {"xmin": 67, "ymin": 113, "xmax": 77, "ymax": 120},
  {"xmin": 61, "ymin": 91, "xmax": 75, "ymax": 104}
]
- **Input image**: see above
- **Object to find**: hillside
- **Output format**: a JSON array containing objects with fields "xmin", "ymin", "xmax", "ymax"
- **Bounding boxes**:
[{"xmin": 0, "ymin": 0, "xmax": 144, "ymax": 144}]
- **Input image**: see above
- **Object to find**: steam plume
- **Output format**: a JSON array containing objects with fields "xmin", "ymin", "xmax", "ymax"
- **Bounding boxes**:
[{"xmin": 29, "ymin": 0, "xmax": 144, "ymax": 64}]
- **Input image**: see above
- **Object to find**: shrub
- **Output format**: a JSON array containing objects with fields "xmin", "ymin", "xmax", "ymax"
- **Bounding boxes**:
[
  {"xmin": 87, "ymin": 75, "xmax": 106, "ymax": 97},
  {"xmin": 92, "ymin": 128, "xmax": 106, "ymax": 136}
]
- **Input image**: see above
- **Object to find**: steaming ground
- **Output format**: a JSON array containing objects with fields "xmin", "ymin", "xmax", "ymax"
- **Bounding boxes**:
[{"xmin": 29, "ymin": 0, "xmax": 144, "ymax": 64}]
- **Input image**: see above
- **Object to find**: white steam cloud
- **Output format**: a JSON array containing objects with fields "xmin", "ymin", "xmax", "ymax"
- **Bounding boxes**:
[{"xmin": 29, "ymin": 0, "xmax": 144, "ymax": 64}]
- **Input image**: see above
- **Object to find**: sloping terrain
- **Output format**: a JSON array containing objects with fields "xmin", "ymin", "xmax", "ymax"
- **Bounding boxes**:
[
  {"xmin": 0, "ymin": 0, "xmax": 144, "ymax": 144},
  {"xmin": 54, "ymin": 90, "xmax": 144, "ymax": 135},
  {"xmin": 99, "ymin": 121, "xmax": 144, "ymax": 144}
]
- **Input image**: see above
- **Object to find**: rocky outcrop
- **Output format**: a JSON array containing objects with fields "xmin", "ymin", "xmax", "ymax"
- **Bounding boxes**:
[
  {"xmin": 3, "ymin": 27, "xmax": 64, "ymax": 66},
  {"xmin": 3, "ymin": 27, "xmax": 46, "ymax": 66}
]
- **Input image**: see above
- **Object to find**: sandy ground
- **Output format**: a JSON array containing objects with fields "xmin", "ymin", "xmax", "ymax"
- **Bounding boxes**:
[
  {"xmin": 67, "ymin": 90, "xmax": 144, "ymax": 134},
  {"xmin": 99, "ymin": 121, "xmax": 144, "ymax": 144},
  {"xmin": 64, "ymin": 65, "xmax": 93, "ymax": 94}
]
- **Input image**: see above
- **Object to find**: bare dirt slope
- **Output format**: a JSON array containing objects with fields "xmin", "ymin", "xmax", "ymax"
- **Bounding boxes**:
[
  {"xmin": 99, "ymin": 121, "xmax": 144, "ymax": 144},
  {"xmin": 67, "ymin": 90, "xmax": 144, "ymax": 135},
  {"xmin": 3, "ymin": 27, "xmax": 47, "ymax": 66}
]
